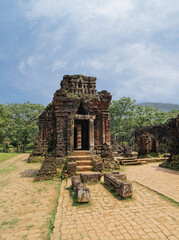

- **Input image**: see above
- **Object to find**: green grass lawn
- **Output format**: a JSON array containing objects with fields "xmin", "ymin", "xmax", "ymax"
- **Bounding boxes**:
[{"xmin": 0, "ymin": 153, "xmax": 20, "ymax": 163}]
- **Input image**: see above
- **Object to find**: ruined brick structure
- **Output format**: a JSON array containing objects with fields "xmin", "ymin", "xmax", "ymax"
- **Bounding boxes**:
[
  {"xmin": 137, "ymin": 132, "xmax": 159, "ymax": 157},
  {"xmin": 31, "ymin": 75, "xmax": 112, "ymax": 163},
  {"xmin": 36, "ymin": 75, "xmax": 111, "ymax": 156},
  {"xmin": 160, "ymin": 114, "xmax": 179, "ymax": 169},
  {"xmin": 136, "ymin": 115, "xmax": 179, "ymax": 169}
]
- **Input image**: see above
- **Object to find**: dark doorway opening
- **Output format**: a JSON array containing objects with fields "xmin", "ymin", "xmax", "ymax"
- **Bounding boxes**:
[
  {"xmin": 74, "ymin": 120, "xmax": 89, "ymax": 150},
  {"xmin": 77, "ymin": 103, "xmax": 86, "ymax": 115}
]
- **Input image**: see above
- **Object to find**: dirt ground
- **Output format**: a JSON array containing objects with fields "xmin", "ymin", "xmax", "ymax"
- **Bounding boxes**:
[{"xmin": 0, "ymin": 154, "xmax": 59, "ymax": 240}]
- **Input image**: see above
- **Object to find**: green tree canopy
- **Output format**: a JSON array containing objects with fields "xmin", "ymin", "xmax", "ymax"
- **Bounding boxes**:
[
  {"xmin": 109, "ymin": 97, "xmax": 179, "ymax": 145},
  {"xmin": 0, "ymin": 102, "xmax": 44, "ymax": 152}
]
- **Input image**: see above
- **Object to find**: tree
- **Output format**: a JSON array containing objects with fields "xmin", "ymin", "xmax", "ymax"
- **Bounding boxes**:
[
  {"xmin": 109, "ymin": 97, "xmax": 136, "ymax": 145},
  {"xmin": 7, "ymin": 102, "xmax": 44, "ymax": 152},
  {"xmin": 0, "ymin": 104, "xmax": 12, "ymax": 152},
  {"xmin": 0, "ymin": 102, "xmax": 44, "ymax": 153},
  {"xmin": 109, "ymin": 97, "xmax": 179, "ymax": 146}
]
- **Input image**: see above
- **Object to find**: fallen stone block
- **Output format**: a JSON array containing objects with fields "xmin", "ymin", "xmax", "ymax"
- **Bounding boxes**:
[
  {"xmin": 71, "ymin": 176, "xmax": 81, "ymax": 190},
  {"xmin": 77, "ymin": 185, "xmax": 90, "ymax": 203},
  {"xmin": 112, "ymin": 171, "xmax": 127, "ymax": 180},
  {"xmin": 71, "ymin": 176, "xmax": 90, "ymax": 203},
  {"xmin": 80, "ymin": 172, "xmax": 102, "ymax": 182},
  {"xmin": 104, "ymin": 173, "xmax": 133, "ymax": 198}
]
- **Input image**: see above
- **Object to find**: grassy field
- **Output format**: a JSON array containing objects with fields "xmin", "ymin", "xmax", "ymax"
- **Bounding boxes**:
[{"xmin": 0, "ymin": 153, "xmax": 20, "ymax": 163}]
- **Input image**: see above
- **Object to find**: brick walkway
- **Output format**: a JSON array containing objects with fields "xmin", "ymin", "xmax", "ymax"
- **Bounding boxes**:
[
  {"xmin": 52, "ymin": 178, "xmax": 179, "ymax": 240},
  {"xmin": 0, "ymin": 154, "xmax": 58, "ymax": 240},
  {"xmin": 125, "ymin": 163, "xmax": 179, "ymax": 202}
]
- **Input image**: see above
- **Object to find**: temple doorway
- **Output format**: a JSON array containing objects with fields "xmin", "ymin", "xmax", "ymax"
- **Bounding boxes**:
[{"xmin": 74, "ymin": 120, "xmax": 89, "ymax": 150}]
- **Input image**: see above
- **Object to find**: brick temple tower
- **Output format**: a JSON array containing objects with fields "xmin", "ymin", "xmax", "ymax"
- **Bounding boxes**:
[{"xmin": 31, "ymin": 75, "xmax": 112, "ymax": 162}]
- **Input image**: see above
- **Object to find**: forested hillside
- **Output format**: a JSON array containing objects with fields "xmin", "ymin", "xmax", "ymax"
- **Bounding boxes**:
[{"xmin": 137, "ymin": 102, "xmax": 179, "ymax": 112}]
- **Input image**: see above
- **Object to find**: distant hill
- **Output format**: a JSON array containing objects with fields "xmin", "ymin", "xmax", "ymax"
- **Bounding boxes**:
[{"xmin": 136, "ymin": 102, "xmax": 179, "ymax": 112}]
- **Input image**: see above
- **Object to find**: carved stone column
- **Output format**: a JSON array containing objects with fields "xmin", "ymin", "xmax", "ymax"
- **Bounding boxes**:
[
  {"xmin": 70, "ymin": 118, "xmax": 74, "ymax": 153},
  {"xmin": 89, "ymin": 117, "xmax": 95, "ymax": 153}
]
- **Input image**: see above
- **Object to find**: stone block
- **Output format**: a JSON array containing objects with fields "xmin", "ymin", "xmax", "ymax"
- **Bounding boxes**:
[
  {"xmin": 80, "ymin": 172, "xmax": 102, "ymax": 182},
  {"xmin": 71, "ymin": 176, "xmax": 81, "ymax": 190},
  {"xmin": 71, "ymin": 176, "xmax": 90, "ymax": 203},
  {"xmin": 76, "ymin": 185, "xmax": 90, "ymax": 203},
  {"xmin": 112, "ymin": 171, "xmax": 127, "ymax": 180},
  {"xmin": 104, "ymin": 173, "xmax": 133, "ymax": 198}
]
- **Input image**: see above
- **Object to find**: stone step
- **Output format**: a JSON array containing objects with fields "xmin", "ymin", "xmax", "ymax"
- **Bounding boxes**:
[
  {"xmin": 77, "ymin": 166, "xmax": 93, "ymax": 171},
  {"xmin": 76, "ymin": 160, "xmax": 92, "ymax": 166},
  {"xmin": 70, "ymin": 151, "xmax": 90, "ymax": 156},
  {"xmin": 68, "ymin": 155, "xmax": 92, "ymax": 160},
  {"xmin": 120, "ymin": 159, "xmax": 138, "ymax": 162},
  {"xmin": 137, "ymin": 157, "xmax": 168, "ymax": 162},
  {"xmin": 76, "ymin": 171, "xmax": 94, "ymax": 175},
  {"xmin": 116, "ymin": 157, "xmax": 136, "ymax": 160},
  {"xmin": 137, "ymin": 160, "xmax": 147, "ymax": 164},
  {"xmin": 123, "ymin": 162, "xmax": 141, "ymax": 165}
]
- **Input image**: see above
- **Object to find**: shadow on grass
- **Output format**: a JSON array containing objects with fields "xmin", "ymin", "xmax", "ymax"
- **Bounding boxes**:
[
  {"xmin": 21, "ymin": 157, "xmax": 31, "ymax": 162},
  {"xmin": 19, "ymin": 169, "xmax": 39, "ymax": 178}
]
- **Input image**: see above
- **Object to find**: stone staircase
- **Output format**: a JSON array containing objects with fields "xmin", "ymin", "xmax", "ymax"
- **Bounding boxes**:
[
  {"xmin": 68, "ymin": 150, "xmax": 93, "ymax": 174},
  {"xmin": 116, "ymin": 157, "xmax": 147, "ymax": 166},
  {"xmin": 116, "ymin": 156, "xmax": 168, "ymax": 165},
  {"xmin": 119, "ymin": 157, "xmax": 142, "ymax": 166}
]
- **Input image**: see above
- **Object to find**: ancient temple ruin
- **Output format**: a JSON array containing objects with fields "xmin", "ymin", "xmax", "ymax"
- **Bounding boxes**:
[
  {"xmin": 136, "ymin": 114, "xmax": 179, "ymax": 169},
  {"xmin": 30, "ymin": 75, "xmax": 113, "ymax": 179},
  {"xmin": 137, "ymin": 132, "xmax": 159, "ymax": 157},
  {"xmin": 34, "ymin": 74, "xmax": 111, "ymax": 156}
]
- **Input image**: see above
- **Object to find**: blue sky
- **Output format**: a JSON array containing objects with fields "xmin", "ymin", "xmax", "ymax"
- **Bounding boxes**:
[{"xmin": 0, "ymin": 0, "xmax": 179, "ymax": 106}]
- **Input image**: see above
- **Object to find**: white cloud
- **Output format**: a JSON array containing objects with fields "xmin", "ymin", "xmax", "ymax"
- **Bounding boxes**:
[
  {"xmin": 13, "ymin": 0, "xmax": 179, "ymax": 104},
  {"xmin": 17, "ymin": 55, "xmax": 43, "ymax": 74},
  {"xmin": 17, "ymin": 61, "xmax": 25, "ymax": 73},
  {"xmin": 51, "ymin": 60, "xmax": 67, "ymax": 72}
]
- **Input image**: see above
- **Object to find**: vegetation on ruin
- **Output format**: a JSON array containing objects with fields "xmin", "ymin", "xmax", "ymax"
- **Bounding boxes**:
[{"xmin": 109, "ymin": 97, "xmax": 179, "ymax": 145}]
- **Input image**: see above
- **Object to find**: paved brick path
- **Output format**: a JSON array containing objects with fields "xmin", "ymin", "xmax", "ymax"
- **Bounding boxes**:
[
  {"xmin": 0, "ymin": 154, "xmax": 58, "ymax": 240},
  {"xmin": 52, "ymin": 178, "xmax": 179, "ymax": 240},
  {"xmin": 125, "ymin": 163, "xmax": 179, "ymax": 202}
]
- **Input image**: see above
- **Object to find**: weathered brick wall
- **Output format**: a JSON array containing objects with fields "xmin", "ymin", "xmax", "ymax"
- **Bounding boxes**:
[
  {"xmin": 136, "ymin": 115, "xmax": 179, "ymax": 169},
  {"xmin": 137, "ymin": 132, "xmax": 159, "ymax": 157},
  {"xmin": 31, "ymin": 75, "xmax": 112, "ymax": 160}
]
